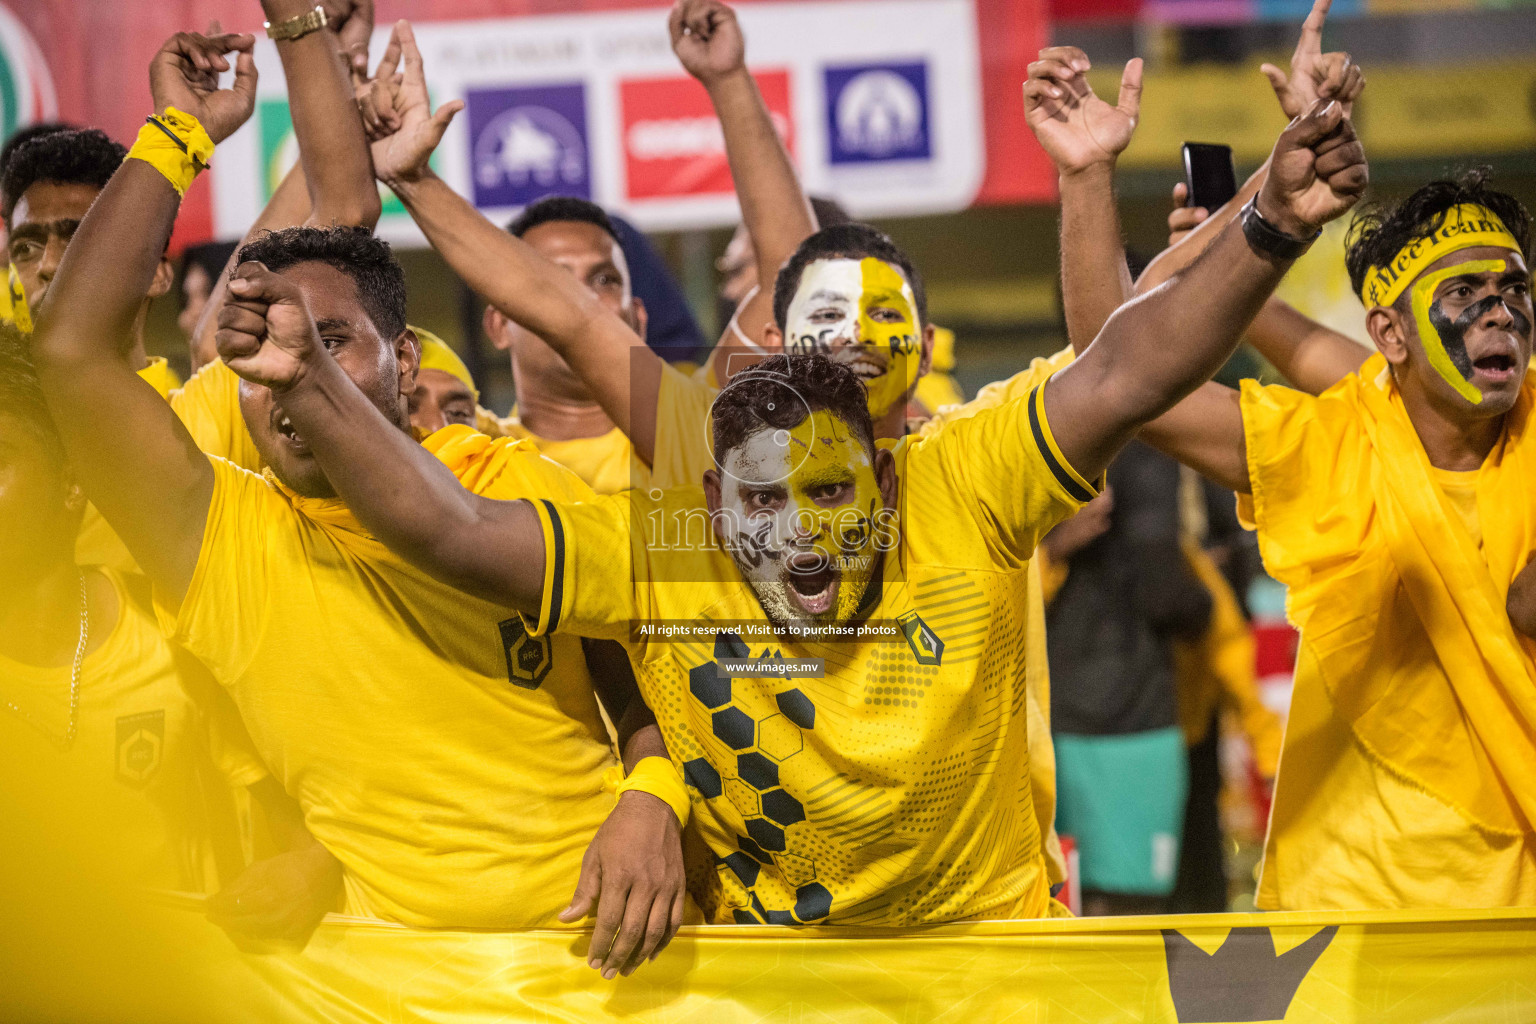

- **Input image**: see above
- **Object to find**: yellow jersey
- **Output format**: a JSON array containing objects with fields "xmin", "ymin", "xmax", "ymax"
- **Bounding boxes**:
[
  {"xmin": 170, "ymin": 358, "xmax": 266, "ymax": 473},
  {"xmin": 0, "ymin": 570, "xmax": 246, "ymax": 893},
  {"xmin": 489, "ymin": 361, "xmax": 722, "ymax": 496},
  {"xmin": 919, "ymin": 344, "xmax": 1077, "ymax": 886},
  {"xmin": 524, "ymin": 384, "xmax": 1095, "ymax": 924},
  {"xmin": 153, "ymin": 441, "xmax": 620, "ymax": 928},
  {"xmin": 1241, "ymin": 360, "xmax": 1536, "ymax": 909}
]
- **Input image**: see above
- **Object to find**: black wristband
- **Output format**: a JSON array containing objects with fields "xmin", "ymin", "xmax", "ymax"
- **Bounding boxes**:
[{"xmin": 1240, "ymin": 195, "xmax": 1320, "ymax": 261}]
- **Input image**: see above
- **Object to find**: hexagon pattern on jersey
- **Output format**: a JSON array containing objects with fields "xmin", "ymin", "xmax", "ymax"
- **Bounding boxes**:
[{"xmin": 677, "ymin": 631, "xmax": 830, "ymax": 923}]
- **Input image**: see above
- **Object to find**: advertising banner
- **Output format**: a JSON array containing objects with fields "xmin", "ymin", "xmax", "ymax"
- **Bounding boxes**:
[{"xmin": 143, "ymin": 899, "xmax": 1536, "ymax": 1023}]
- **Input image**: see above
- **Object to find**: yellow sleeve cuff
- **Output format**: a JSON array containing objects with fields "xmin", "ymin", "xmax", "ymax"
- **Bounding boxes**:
[
  {"xmin": 522, "ymin": 498, "xmax": 567, "ymax": 637},
  {"xmin": 1029, "ymin": 382, "xmax": 1099, "ymax": 504}
]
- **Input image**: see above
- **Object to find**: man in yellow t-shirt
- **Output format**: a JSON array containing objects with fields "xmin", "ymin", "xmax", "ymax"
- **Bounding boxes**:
[
  {"xmin": 33, "ymin": 48, "xmax": 687, "ymax": 974},
  {"xmin": 480, "ymin": 196, "xmax": 712, "ymax": 495},
  {"xmin": 410, "ymin": 329, "xmax": 480, "ymax": 434},
  {"xmin": 217, "ymin": 98, "xmax": 1353, "ymax": 922},
  {"xmin": 1138, "ymin": 180, "xmax": 1536, "ymax": 910},
  {"xmin": 0, "ymin": 330, "xmax": 244, "ymax": 896},
  {"xmin": 2, "ymin": 127, "xmax": 190, "ymax": 575}
]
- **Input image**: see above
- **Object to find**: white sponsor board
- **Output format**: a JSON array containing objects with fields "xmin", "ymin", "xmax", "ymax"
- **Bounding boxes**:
[{"xmin": 211, "ymin": 0, "xmax": 982, "ymax": 244}]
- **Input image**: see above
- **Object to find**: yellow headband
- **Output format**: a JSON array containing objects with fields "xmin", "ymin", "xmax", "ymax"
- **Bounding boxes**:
[
  {"xmin": 414, "ymin": 328, "xmax": 479, "ymax": 403},
  {"xmin": 1359, "ymin": 204, "xmax": 1521, "ymax": 309}
]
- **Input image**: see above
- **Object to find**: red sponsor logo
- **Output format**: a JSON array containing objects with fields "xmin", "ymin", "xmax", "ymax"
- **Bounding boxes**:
[{"xmin": 620, "ymin": 70, "xmax": 793, "ymax": 200}]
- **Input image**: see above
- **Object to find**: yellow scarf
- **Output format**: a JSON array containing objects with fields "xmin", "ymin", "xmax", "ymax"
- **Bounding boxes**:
[{"xmin": 1251, "ymin": 353, "xmax": 1536, "ymax": 836}]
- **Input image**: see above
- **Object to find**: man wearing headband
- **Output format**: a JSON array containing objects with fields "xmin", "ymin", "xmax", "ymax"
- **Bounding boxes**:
[
  {"xmin": 1068, "ymin": 161, "xmax": 1536, "ymax": 909},
  {"xmin": 409, "ymin": 330, "xmax": 480, "ymax": 435}
]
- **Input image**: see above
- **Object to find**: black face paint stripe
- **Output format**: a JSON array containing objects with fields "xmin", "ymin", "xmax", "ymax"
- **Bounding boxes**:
[
  {"xmin": 1027, "ymin": 385, "xmax": 1094, "ymax": 503},
  {"xmin": 1427, "ymin": 293, "xmax": 1531, "ymax": 379},
  {"xmin": 539, "ymin": 499, "xmax": 565, "ymax": 633}
]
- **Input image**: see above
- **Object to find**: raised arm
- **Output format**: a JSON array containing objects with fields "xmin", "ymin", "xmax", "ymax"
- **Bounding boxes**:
[
  {"xmin": 1045, "ymin": 99, "xmax": 1367, "ymax": 484},
  {"xmin": 33, "ymin": 32, "xmax": 256, "ymax": 602},
  {"xmin": 215, "ymin": 261, "xmax": 547, "ymax": 611},
  {"xmin": 264, "ymin": 0, "xmax": 379, "ymax": 227},
  {"xmin": 669, "ymin": 0, "xmax": 816, "ymax": 368},
  {"xmin": 1134, "ymin": 0, "xmax": 1367, "ymax": 395},
  {"xmin": 1022, "ymin": 47, "xmax": 1141, "ymax": 358},
  {"xmin": 363, "ymin": 23, "xmax": 665, "ymax": 460},
  {"xmin": 1141, "ymin": 180, "xmax": 1366, "ymax": 398}
]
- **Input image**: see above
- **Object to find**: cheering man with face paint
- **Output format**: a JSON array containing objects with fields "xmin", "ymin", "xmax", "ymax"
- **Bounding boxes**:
[
  {"xmin": 1085, "ymin": 172, "xmax": 1536, "ymax": 910},
  {"xmin": 215, "ymin": 97, "xmax": 1367, "ymax": 924},
  {"xmin": 765, "ymin": 226, "xmax": 933, "ymax": 439}
]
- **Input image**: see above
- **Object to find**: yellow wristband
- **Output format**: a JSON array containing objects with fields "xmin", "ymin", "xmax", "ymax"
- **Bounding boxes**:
[
  {"xmin": 126, "ymin": 107, "xmax": 214, "ymax": 197},
  {"xmin": 604, "ymin": 757, "xmax": 690, "ymax": 827}
]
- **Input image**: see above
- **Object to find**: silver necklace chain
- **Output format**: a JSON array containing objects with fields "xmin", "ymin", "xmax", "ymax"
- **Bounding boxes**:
[{"xmin": 2, "ymin": 569, "xmax": 88, "ymax": 750}]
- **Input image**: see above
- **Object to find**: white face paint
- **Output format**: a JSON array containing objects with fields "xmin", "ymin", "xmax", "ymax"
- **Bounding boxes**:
[
  {"xmin": 784, "ymin": 259, "xmax": 866, "ymax": 354},
  {"xmin": 716, "ymin": 411, "xmax": 884, "ymax": 630},
  {"xmin": 782, "ymin": 258, "xmax": 924, "ymax": 419}
]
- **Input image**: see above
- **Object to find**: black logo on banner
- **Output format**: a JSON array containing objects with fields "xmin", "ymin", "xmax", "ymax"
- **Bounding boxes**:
[
  {"xmin": 1162, "ymin": 925, "xmax": 1337, "ymax": 1022},
  {"xmin": 116, "ymin": 710, "xmax": 165, "ymax": 788},
  {"xmin": 499, "ymin": 618, "xmax": 551, "ymax": 689}
]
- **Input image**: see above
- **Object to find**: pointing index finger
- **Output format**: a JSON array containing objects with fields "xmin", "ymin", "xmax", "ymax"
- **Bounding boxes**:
[{"xmin": 1296, "ymin": 0, "xmax": 1331, "ymax": 56}]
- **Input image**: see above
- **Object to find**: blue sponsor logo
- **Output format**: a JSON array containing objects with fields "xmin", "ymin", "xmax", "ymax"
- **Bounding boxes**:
[
  {"xmin": 823, "ymin": 61, "xmax": 931, "ymax": 165},
  {"xmin": 465, "ymin": 83, "xmax": 590, "ymax": 208}
]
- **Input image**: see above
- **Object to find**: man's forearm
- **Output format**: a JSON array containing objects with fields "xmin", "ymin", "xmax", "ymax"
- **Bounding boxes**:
[
  {"xmin": 34, "ymin": 159, "xmax": 214, "ymax": 598},
  {"xmin": 391, "ymin": 171, "xmax": 662, "ymax": 454},
  {"xmin": 1247, "ymin": 297, "xmax": 1367, "ymax": 395},
  {"xmin": 265, "ymin": 0, "xmax": 379, "ymax": 227},
  {"xmin": 192, "ymin": 164, "xmax": 312, "ymax": 371},
  {"xmin": 36, "ymin": 161, "xmax": 177, "ymax": 362},
  {"xmin": 1058, "ymin": 163, "xmax": 1132, "ymax": 356},
  {"xmin": 1136, "ymin": 159, "xmax": 1267, "ymax": 296},
  {"xmin": 272, "ymin": 350, "xmax": 546, "ymax": 609},
  {"xmin": 1052, "ymin": 217, "xmax": 1289, "ymax": 476},
  {"xmin": 710, "ymin": 70, "xmax": 814, "ymax": 301}
]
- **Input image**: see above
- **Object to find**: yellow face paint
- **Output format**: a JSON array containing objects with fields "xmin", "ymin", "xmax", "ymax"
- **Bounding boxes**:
[
  {"xmin": 5, "ymin": 265, "xmax": 31, "ymax": 334},
  {"xmin": 1408, "ymin": 259, "xmax": 1507, "ymax": 406},
  {"xmin": 783, "ymin": 257, "xmax": 922, "ymax": 420},
  {"xmin": 719, "ymin": 410, "xmax": 885, "ymax": 627}
]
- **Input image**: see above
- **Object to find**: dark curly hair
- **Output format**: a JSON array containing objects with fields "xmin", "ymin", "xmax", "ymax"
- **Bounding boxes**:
[
  {"xmin": 508, "ymin": 195, "xmax": 619, "ymax": 243},
  {"xmin": 0, "ymin": 322, "xmax": 63, "ymax": 466},
  {"xmin": 1, "ymin": 127, "xmax": 124, "ymax": 224},
  {"xmin": 237, "ymin": 226, "xmax": 408, "ymax": 341},
  {"xmin": 1344, "ymin": 168, "xmax": 1533, "ymax": 306},
  {"xmin": 711, "ymin": 352, "xmax": 875, "ymax": 463}
]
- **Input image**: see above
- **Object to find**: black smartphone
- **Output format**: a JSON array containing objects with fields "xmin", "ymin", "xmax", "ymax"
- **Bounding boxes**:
[{"xmin": 1182, "ymin": 143, "xmax": 1238, "ymax": 210}]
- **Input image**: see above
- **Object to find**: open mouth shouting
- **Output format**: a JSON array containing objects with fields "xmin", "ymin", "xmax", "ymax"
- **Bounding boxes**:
[
  {"xmin": 273, "ymin": 412, "xmax": 312, "ymax": 455},
  {"xmin": 786, "ymin": 551, "xmax": 840, "ymax": 617}
]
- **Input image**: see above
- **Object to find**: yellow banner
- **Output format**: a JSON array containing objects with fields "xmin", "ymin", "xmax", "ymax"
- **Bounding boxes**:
[
  {"xmin": 121, "ymin": 900, "xmax": 1536, "ymax": 1023},
  {"xmin": 1092, "ymin": 60, "xmax": 1536, "ymax": 168}
]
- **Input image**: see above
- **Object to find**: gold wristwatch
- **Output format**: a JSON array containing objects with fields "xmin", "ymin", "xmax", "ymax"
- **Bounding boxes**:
[{"xmin": 265, "ymin": 5, "xmax": 328, "ymax": 41}]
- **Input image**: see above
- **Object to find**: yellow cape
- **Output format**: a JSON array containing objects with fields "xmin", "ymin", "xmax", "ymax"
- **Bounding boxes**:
[{"xmin": 1243, "ymin": 353, "xmax": 1536, "ymax": 836}]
